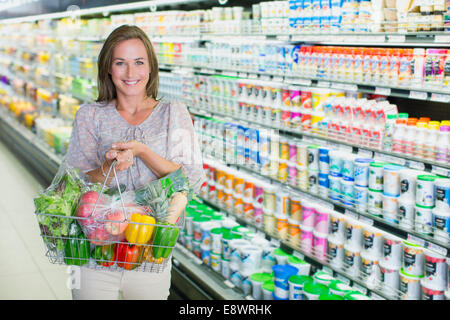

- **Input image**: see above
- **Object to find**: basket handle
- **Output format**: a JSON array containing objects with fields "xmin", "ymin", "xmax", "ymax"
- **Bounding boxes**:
[{"xmin": 89, "ymin": 160, "xmax": 127, "ymax": 222}]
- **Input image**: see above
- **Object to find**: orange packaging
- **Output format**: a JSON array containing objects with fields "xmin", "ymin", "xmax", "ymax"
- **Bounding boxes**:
[
  {"xmin": 233, "ymin": 197, "xmax": 244, "ymax": 216},
  {"xmin": 224, "ymin": 172, "xmax": 234, "ymax": 191},
  {"xmin": 234, "ymin": 176, "xmax": 245, "ymax": 196},
  {"xmin": 217, "ymin": 189, "xmax": 225, "ymax": 206},
  {"xmin": 276, "ymin": 215, "xmax": 289, "ymax": 241},
  {"xmin": 224, "ymin": 192, "xmax": 234, "ymax": 211},
  {"xmin": 278, "ymin": 160, "xmax": 288, "ymax": 182},
  {"xmin": 244, "ymin": 180, "xmax": 255, "ymax": 199},
  {"xmin": 290, "ymin": 197, "xmax": 302, "ymax": 221},
  {"xmin": 243, "ymin": 201, "xmax": 254, "ymax": 222},
  {"xmin": 216, "ymin": 169, "xmax": 226, "ymax": 187},
  {"xmin": 288, "ymin": 220, "xmax": 301, "ymax": 246}
]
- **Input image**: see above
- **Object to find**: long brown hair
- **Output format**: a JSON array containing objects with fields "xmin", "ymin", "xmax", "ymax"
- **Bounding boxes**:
[{"xmin": 96, "ymin": 25, "xmax": 159, "ymax": 103}]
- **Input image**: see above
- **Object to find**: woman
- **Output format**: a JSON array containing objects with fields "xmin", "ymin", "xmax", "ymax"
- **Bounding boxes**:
[{"xmin": 66, "ymin": 25, "xmax": 205, "ymax": 300}]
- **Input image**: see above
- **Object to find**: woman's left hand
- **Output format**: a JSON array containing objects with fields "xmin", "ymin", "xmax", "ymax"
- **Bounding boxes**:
[
  {"xmin": 112, "ymin": 140, "xmax": 144, "ymax": 157},
  {"xmin": 108, "ymin": 140, "xmax": 145, "ymax": 171}
]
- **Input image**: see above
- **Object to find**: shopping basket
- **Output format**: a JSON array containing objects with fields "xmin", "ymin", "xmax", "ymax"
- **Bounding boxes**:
[{"xmin": 35, "ymin": 160, "xmax": 184, "ymax": 273}]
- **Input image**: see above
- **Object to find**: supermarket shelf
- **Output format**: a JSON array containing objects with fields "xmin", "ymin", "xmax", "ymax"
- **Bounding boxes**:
[
  {"xmin": 198, "ymin": 196, "xmax": 390, "ymax": 300},
  {"xmin": 203, "ymin": 154, "xmax": 450, "ymax": 257},
  {"xmin": 159, "ymin": 63, "xmax": 450, "ymax": 103},
  {"xmin": 188, "ymin": 106, "xmax": 450, "ymax": 173},
  {"xmin": 0, "ymin": 108, "xmax": 245, "ymax": 301}
]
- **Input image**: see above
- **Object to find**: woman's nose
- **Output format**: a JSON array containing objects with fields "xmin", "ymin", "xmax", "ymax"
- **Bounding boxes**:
[{"xmin": 126, "ymin": 64, "xmax": 135, "ymax": 78}]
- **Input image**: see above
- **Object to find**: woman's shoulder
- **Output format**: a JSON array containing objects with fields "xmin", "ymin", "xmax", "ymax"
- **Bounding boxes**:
[{"xmin": 75, "ymin": 101, "xmax": 113, "ymax": 119}]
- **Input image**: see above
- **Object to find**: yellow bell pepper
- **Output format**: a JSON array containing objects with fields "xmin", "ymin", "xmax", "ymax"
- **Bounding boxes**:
[{"xmin": 124, "ymin": 213, "xmax": 156, "ymax": 245}]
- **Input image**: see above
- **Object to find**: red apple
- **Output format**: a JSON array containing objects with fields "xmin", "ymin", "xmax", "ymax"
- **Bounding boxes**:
[
  {"xmin": 80, "ymin": 191, "xmax": 102, "ymax": 205},
  {"xmin": 104, "ymin": 209, "xmax": 129, "ymax": 235},
  {"xmin": 88, "ymin": 227, "xmax": 110, "ymax": 246}
]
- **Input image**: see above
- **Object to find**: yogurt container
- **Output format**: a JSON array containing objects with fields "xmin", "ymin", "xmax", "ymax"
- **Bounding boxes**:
[
  {"xmin": 341, "ymin": 153, "xmax": 356, "ymax": 181},
  {"xmin": 313, "ymin": 271, "xmax": 335, "ymax": 286},
  {"xmin": 344, "ymin": 291, "xmax": 372, "ymax": 300},
  {"xmin": 424, "ymin": 249, "xmax": 447, "ymax": 290},
  {"xmin": 415, "ymin": 175, "xmax": 438, "ymax": 207},
  {"xmin": 398, "ymin": 197, "xmax": 415, "ymax": 230},
  {"xmin": 250, "ymin": 272, "xmax": 273, "ymax": 300},
  {"xmin": 210, "ymin": 251, "xmax": 221, "ymax": 272},
  {"xmin": 313, "ymin": 231, "xmax": 328, "ymax": 262},
  {"xmin": 303, "ymin": 281, "xmax": 329, "ymax": 300},
  {"xmin": 402, "ymin": 241, "xmax": 425, "ymax": 276},
  {"xmin": 272, "ymin": 247, "xmax": 290, "ymax": 265},
  {"xmin": 363, "ymin": 226, "xmax": 383, "ymax": 258},
  {"xmin": 329, "ymin": 150, "xmax": 343, "ymax": 176},
  {"xmin": 201, "ymin": 245, "xmax": 211, "ymax": 265},
  {"xmin": 435, "ymin": 178, "xmax": 450, "ymax": 211},
  {"xmin": 382, "ymin": 193, "xmax": 399, "ymax": 216},
  {"xmin": 399, "ymin": 169, "xmax": 418, "ymax": 200},
  {"xmin": 415, "ymin": 204, "xmax": 434, "ymax": 235},
  {"xmin": 328, "ymin": 280, "xmax": 354, "ymax": 297},
  {"xmin": 382, "ymin": 233, "xmax": 402, "ymax": 268},
  {"xmin": 287, "ymin": 255, "xmax": 311, "ymax": 276},
  {"xmin": 314, "ymin": 205, "xmax": 331, "ymax": 234},
  {"xmin": 328, "ymin": 174, "xmax": 342, "ymax": 201},
  {"xmin": 344, "ymin": 244, "xmax": 362, "ymax": 277},
  {"xmin": 221, "ymin": 257, "xmax": 231, "ymax": 279},
  {"xmin": 345, "ymin": 218, "xmax": 363, "ymax": 250},
  {"xmin": 368, "ymin": 189, "xmax": 383, "ymax": 216},
  {"xmin": 318, "ymin": 293, "xmax": 345, "ymax": 300},
  {"xmin": 262, "ymin": 280, "xmax": 274, "ymax": 300},
  {"xmin": 383, "ymin": 165, "xmax": 404, "ymax": 197},
  {"xmin": 421, "ymin": 279, "xmax": 445, "ymax": 300},
  {"xmin": 360, "ymin": 250, "xmax": 381, "ymax": 287},
  {"xmin": 288, "ymin": 275, "xmax": 313, "ymax": 300},
  {"xmin": 369, "ymin": 162, "xmax": 388, "ymax": 191},
  {"xmin": 340, "ymin": 179, "xmax": 355, "ymax": 207},
  {"xmin": 229, "ymin": 263, "xmax": 242, "ymax": 288},
  {"xmin": 432, "ymin": 207, "xmax": 450, "ymax": 243},
  {"xmin": 354, "ymin": 185, "xmax": 369, "ymax": 212},
  {"xmin": 273, "ymin": 264, "xmax": 299, "ymax": 299},
  {"xmin": 240, "ymin": 245, "xmax": 263, "ymax": 274},
  {"xmin": 301, "ymin": 204, "xmax": 316, "ymax": 228},
  {"xmin": 318, "ymin": 147, "xmax": 330, "ymax": 174},
  {"xmin": 380, "ymin": 259, "xmax": 400, "ymax": 299},
  {"xmin": 399, "ymin": 268, "xmax": 424, "ymax": 300},
  {"xmin": 328, "ymin": 235, "xmax": 345, "ymax": 269},
  {"xmin": 329, "ymin": 211, "xmax": 346, "ymax": 242},
  {"xmin": 354, "ymin": 158, "xmax": 373, "ymax": 187},
  {"xmin": 261, "ymin": 244, "xmax": 278, "ymax": 273},
  {"xmin": 300, "ymin": 224, "xmax": 314, "ymax": 254}
]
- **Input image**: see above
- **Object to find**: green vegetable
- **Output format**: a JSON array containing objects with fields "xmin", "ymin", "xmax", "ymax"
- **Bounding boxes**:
[
  {"xmin": 152, "ymin": 223, "xmax": 179, "ymax": 259},
  {"xmin": 64, "ymin": 222, "xmax": 90, "ymax": 266}
]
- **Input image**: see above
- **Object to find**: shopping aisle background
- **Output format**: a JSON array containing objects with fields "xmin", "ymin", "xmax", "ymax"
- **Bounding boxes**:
[{"xmin": 0, "ymin": 139, "xmax": 71, "ymax": 299}]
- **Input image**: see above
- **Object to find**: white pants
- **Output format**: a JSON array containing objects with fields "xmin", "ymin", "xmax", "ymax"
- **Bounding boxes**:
[{"xmin": 72, "ymin": 262, "xmax": 172, "ymax": 300}]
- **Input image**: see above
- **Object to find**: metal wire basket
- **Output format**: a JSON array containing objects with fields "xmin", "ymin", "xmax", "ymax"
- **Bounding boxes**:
[{"xmin": 36, "ymin": 160, "xmax": 184, "ymax": 273}]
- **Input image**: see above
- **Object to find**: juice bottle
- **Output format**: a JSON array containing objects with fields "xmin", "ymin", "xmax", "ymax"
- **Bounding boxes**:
[
  {"xmin": 345, "ymin": 47, "xmax": 356, "ymax": 82},
  {"xmin": 362, "ymin": 47, "xmax": 373, "ymax": 83},
  {"xmin": 379, "ymin": 48, "xmax": 390, "ymax": 85},
  {"xmin": 383, "ymin": 113, "xmax": 398, "ymax": 152},
  {"xmin": 370, "ymin": 48, "xmax": 381, "ymax": 84},
  {"xmin": 353, "ymin": 47, "xmax": 364, "ymax": 83},
  {"xmin": 392, "ymin": 113, "xmax": 408, "ymax": 154},
  {"xmin": 423, "ymin": 121, "xmax": 440, "ymax": 161},
  {"xmin": 435, "ymin": 124, "xmax": 449, "ymax": 164},
  {"xmin": 398, "ymin": 48, "xmax": 413, "ymax": 87},
  {"xmin": 388, "ymin": 48, "xmax": 400, "ymax": 87},
  {"xmin": 404, "ymin": 118, "xmax": 418, "ymax": 156},
  {"xmin": 411, "ymin": 48, "xmax": 425, "ymax": 88},
  {"xmin": 414, "ymin": 121, "xmax": 428, "ymax": 158}
]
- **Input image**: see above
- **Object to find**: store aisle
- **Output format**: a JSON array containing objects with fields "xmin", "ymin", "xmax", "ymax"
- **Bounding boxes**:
[{"xmin": 0, "ymin": 139, "xmax": 71, "ymax": 300}]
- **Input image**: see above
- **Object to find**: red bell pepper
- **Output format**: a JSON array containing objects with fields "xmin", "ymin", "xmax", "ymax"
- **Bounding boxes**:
[{"xmin": 116, "ymin": 243, "xmax": 142, "ymax": 270}]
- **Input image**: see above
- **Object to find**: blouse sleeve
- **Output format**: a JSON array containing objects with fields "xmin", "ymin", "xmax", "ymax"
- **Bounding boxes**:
[
  {"xmin": 166, "ymin": 100, "xmax": 206, "ymax": 194},
  {"xmin": 66, "ymin": 104, "xmax": 100, "ymax": 173}
]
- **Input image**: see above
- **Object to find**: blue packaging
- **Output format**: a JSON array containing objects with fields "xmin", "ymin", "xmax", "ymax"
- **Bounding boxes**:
[
  {"xmin": 319, "ymin": 147, "xmax": 330, "ymax": 174},
  {"xmin": 342, "ymin": 156, "xmax": 355, "ymax": 181},
  {"xmin": 319, "ymin": 173, "xmax": 330, "ymax": 188},
  {"xmin": 354, "ymin": 158, "xmax": 373, "ymax": 187}
]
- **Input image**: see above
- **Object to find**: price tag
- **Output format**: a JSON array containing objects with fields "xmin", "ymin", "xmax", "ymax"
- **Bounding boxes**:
[
  {"xmin": 247, "ymin": 73, "xmax": 258, "ymax": 79},
  {"xmin": 407, "ymin": 234, "xmax": 426, "ymax": 247},
  {"xmin": 370, "ymin": 35, "xmax": 386, "ymax": 43},
  {"xmin": 434, "ymin": 35, "xmax": 450, "ymax": 43},
  {"xmin": 375, "ymin": 87, "xmax": 391, "ymax": 95},
  {"xmin": 224, "ymin": 280, "xmax": 235, "ymax": 288},
  {"xmin": 345, "ymin": 209, "xmax": 360, "ymax": 221},
  {"xmin": 431, "ymin": 165, "xmax": 450, "ymax": 177},
  {"xmin": 276, "ymin": 35, "xmax": 290, "ymax": 41},
  {"xmin": 332, "ymin": 83, "xmax": 358, "ymax": 92},
  {"xmin": 405, "ymin": 160, "xmax": 425, "ymax": 171},
  {"xmin": 370, "ymin": 293, "xmax": 385, "ymax": 300},
  {"xmin": 336, "ymin": 274, "xmax": 351, "ymax": 285},
  {"xmin": 376, "ymin": 153, "xmax": 407, "ymax": 166},
  {"xmin": 223, "ymin": 71, "xmax": 238, "ymax": 77},
  {"xmin": 270, "ymin": 238, "xmax": 281, "ymax": 247},
  {"xmin": 339, "ymin": 145, "xmax": 353, "ymax": 153},
  {"xmin": 387, "ymin": 35, "xmax": 405, "ymax": 43},
  {"xmin": 357, "ymin": 149, "xmax": 373, "ymax": 158},
  {"xmin": 322, "ymin": 266, "xmax": 334, "ymax": 275},
  {"xmin": 431, "ymin": 93, "xmax": 450, "ymax": 103},
  {"xmin": 272, "ymin": 76, "xmax": 284, "ymax": 83},
  {"xmin": 353, "ymin": 283, "xmax": 368, "ymax": 295},
  {"xmin": 318, "ymin": 199, "xmax": 335, "ymax": 210},
  {"xmin": 317, "ymin": 81, "xmax": 330, "ymax": 88},
  {"xmin": 427, "ymin": 243, "xmax": 448, "ymax": 257},
  {"xmin": 358, "ymin": 215, "xmax": 374, "ymax": 226},
  {"xmin": 409, "ymin": 91, "xmax": 428, "ymax": 100},
  {"xmin": 293, "ymin": 250, "xmax": 305, "ymax": 260},
  {"xmin": 260, "ymin": 75, "xmax": 271, "ymax": 81},
  {"xmin": 200, "ymin": 68, "xmax": 214, "ymax": 74}
]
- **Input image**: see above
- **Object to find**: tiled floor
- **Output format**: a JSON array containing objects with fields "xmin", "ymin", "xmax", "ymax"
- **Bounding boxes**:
[{"xmin": 0, "ymin": 139, "xmax": 72, "ymax": 300}]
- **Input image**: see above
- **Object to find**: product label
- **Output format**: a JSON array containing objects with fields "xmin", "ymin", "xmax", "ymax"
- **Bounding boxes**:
[{"xmin": 403, "ymin": 252, "xmax": 416, "ymax": 269}]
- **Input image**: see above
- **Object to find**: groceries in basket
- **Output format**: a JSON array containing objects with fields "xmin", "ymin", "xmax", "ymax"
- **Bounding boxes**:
[{"xmin": 34, "ymin": 160, "xmax": 195, "ymax": 272}]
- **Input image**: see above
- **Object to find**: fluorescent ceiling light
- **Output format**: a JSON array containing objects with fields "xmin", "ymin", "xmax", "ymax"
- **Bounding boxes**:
[{"xmin": 0, "ymin": 0, "xmax": 208, "ymax": 24}]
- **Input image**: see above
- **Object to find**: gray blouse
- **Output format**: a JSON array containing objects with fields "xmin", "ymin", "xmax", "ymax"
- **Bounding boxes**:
[{"xmin": 66, "ymin": 98, "xmax": 206, "ymax": 193}]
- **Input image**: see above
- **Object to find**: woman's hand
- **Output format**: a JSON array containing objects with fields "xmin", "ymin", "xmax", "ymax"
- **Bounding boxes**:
[{"xmin": 105, "ymin": 140, "xmax": 145, "ymax": 172}]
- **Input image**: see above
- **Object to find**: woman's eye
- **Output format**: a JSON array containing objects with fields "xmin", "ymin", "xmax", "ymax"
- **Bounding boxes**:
[
  {"xmin": 115, "ymin": 61, "xmax": 124, "ymax": 66},
  {"xmin": 136, "ymin": 61, "xmax": 144, "ymax": 65}
]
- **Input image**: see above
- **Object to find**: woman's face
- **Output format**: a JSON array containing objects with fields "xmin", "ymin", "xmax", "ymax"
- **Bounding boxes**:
[{"xmin": 110, "ymin": 38, "xmax": 150, "ymax": 99}]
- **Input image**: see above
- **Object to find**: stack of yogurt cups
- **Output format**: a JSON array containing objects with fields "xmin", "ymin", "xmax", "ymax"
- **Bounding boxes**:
[
  {"xmin": 414, "ymin": 174, "xmax": 439, "ymax": 236},
  {"xmin": 422, "ymin": 247, "xmax": 448, "ymax": 300},
  {"xmin": 432, "ymin": 178, "xmax": 450, "ymax": 245},
  {"xmin": 397, "ymin": 168, "xmax": 419, "ymax": 230},
  {"xmin": 343, "ymin": 217, "xmax": 364, "ymax": 278},
  {"xmin": 360, "ymin": 224, "xmax": 384, "ymax": 289},
  {"xmin": 380, "ymin": 164, "xmax": 405, "ymax": 224},
  {"xmin": 379, "ymin": 233, "xmax": 402, "ymax": 299}
]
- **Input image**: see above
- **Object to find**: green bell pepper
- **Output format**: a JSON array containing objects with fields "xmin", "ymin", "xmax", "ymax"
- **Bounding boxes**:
[
  {"xmin": 152, "ymin": 223, "xmax": 179, "ymax": 259},
  {"xmin": 64, "ymin": 221, "xmax": 90, "ymax": 266},
  {"xmin": 91, "ymin": 244, "xmax": 116, "ymax": 267}
]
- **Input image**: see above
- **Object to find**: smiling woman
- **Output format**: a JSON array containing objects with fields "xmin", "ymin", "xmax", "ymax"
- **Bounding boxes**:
[{"xmin": 65, "ymin": 25, "xmax": 206, "ymax": 300}]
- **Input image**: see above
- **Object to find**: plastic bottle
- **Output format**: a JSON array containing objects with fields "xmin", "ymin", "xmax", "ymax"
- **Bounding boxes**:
[
  {"xmin": 436, "ymin": 124, "xmax": 449, "ymax": 164},
  {"xmin": 411, "ymin": 48, "xmax": 426, "ymax": 88},
  {"xmin": 404, "ymin": 118, "xmax": 418, "ymax": 156},
  {"xmin": 398, "ymin": 49, "xmax": 413, "ymax": 87},
  {"xmin": 353, "ymin": 48, "xmax": 364, "ymax": 82},
  {"xmin": 383, "ymin": 113, "xmax": 398, "ymax": 152},
  {"xmin": 423, "ymin": 121, "xmax": 440, "ymax": 161},
  {"xmin": 345, "ymin": 47, "xmax": 355, "ymax": 82},
  {"xmin": 362, "ymin": 48, "xmax": 372, "ymax": 83},
  {"xmin": 392, "ymin": 113, "xmax": 408, "ymax": 154},
  {"xmin": 379, "ymin": 48, "xmax": 390, "ymax": 85},
  {"xmin": 388, "ymin": 48, "xmax": 400, "ymax": 86},
  {"xmin": 413, "ymin": 121, "xmax": 428, "ymax": 158},
  {"xmin": 370, "ymin": 48, "xmax": 381, "ymax": 84}
]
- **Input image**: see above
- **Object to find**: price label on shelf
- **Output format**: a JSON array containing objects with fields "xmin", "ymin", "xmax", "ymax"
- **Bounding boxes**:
[
  {"xmin": 407, "ymin": 234, "xmax": 426, "ymax": 247},
  {"xmin": 409, "ymin": 91, "xmax": 428, "ymax": 100},
  {"xmin": 352, "ymin": 283, "xmax": 368, "ymax": 295},
  {"xmin": 357, "ymin": 148, "xmax": 373, "ymax": 158},
  {"xmin": 317, "ymin": 81, "xmax": 330, "ymax": 88},
  {"xmin": 272, "ymin": 76, "xmax": 284, "ymax": 83},
  {"xmin": 224, "ymin": 280, "xmax": 235, "ymax": 288},
  {"xmin": 375, "ymin": 87, "xmax": 391, "ymax": 95},
  {"xmin": 345, "ymin": 209, "xmax": 360, "ymax": 220},
  {"xmin": 288, "ymin": 78, "xmax": 312, "ymax": 86},
  {"xmin": 332, "ymin": 83, "xmax": 358, "ymax": 92},
  {"xmin": 434, "ymin": 35, "xmax": 450, "ymax": 43},
  {"xmin": 387, "ymin": 35, "xmax": 405, "ymax": 43},
  {"xmin": 431, "ymin": 93, "xmax": 450, "ymax": 103},
  {"xmin": 370, "ymin": 293, "xmax": 386, "ymax": 300},
  {"xmin": 322, "ymin": 266, "xmax": 334, "ymax": 275},
  {"xmin": 359, "ymin": 215, "xmax": 374, "ymax": 226},
  {"xmin": 374, "ymin": 152, "xmax": 406, "ymax": 166},
  {"xmin": 293, "ymin": 251, "xmax": 305, "ymax": 260},
  {"xmin": 276, "ymin": 35, "xmax": 290, "ymax": 41},
  {"xmin": 336, "ymin": 274, "xmax": 351, "ymax": 285},
  {"xmin": 248, "ymin": 73, "xmax": 258, "ymax": 79},
  {"xmin": 427, "ymin": 243, "xmax": 448, "ymax": 257},
  {"xmin": 405, "ymin": 160, "xmax": 425, "ymax": 171},
  {"xmin": 431, "ymin": 165, "xmax": 450, "ymax": 177}
]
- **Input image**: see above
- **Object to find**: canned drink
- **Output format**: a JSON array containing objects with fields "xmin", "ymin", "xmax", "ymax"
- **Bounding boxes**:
[
  {"xmin": 416, "ymin": 175, "xmax": 438, "ymax": 208},
  {"xmin": 307, "ymin": 145, "xmax": 320, "ymax": 170},
  {"xmin": 383, "ymin": 165, "xmax": 404, "ymax": 197}
]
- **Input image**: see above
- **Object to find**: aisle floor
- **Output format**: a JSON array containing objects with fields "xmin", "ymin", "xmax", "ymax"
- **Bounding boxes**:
[{"xmin": 0, "ymin": 139, "xmax": 72, "ymax": 300}]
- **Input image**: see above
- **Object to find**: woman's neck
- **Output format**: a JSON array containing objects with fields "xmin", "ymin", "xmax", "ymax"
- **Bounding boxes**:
[{"xmin": 115, "ymin": 95, "xmax": 155, "ymax": 115}]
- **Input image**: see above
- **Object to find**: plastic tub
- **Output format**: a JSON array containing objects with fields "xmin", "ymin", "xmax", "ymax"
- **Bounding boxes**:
[
  {"xmin": 319, "ymin": 293, "xmax": 345, "ymax": 300},
  {"xmin": 250, "ymin": 272, "xmax": 273, "ymax": 300},
  {"xmin": 382, "ymin": 233, "xmax": 402, "ymax": 268},
  {"xmin": 329, "ymin": 211, "xmax": 346, "ymax": 242},
  {"xmin": 399, "ymin": 267, "xmax": 424, "ymax": 300},
  {"xmin": 273, "ymin": 264, "xmax": 299, "ymax": 299},
  {"xmin": 344, "ymin": 291, "xmax": 372, "ymax": 300},
  {"xmin": 288, "ymin": 275, "xmax": 313, "ymax": 300},
  {"xmin": 313, "ymin": 271, "xmax": 335, "ymax": 286},
  {"xmin": 344, "ymin": 244, "xmax": 361, "ymax": 277},
  {"xmin": 262, "ymin": 280, "xmax": 274, "ymax": 300},
  {"xmin": 402, "ymin": 241, "xmax": 425, "ymax": 276},
  {"xmin": 432, "ymin": 207, "xmax": 450, "ymax": 244},
  {"xmin": 345, "ymin": 218, "xmax": 363, "ymax": 250},
  {"xmin": 287, "ymin": 255, "xmax": 311, "ymax": 276},
  {"xmin": 210, "ymin": 251, "xmax": 221, "ymax": 272},
  {"xmin": 329, "ymin": 280, "xmax": 354, "ymax": 297},
  {"xmin": 328, "ymin": 235, "xmax": 345, "ymax": 269},
  {"xmin": 424, "ymin": 249, "xmax": 447, "ymax": 290},
  {"xmin": 354, "ymin": 158, "xmax": 373, "ymax": 187},
  {"xmin": 379, "ymin": 259, "xmax": 400, "ymax": 299},
  {"xmin": 273, "ymin": 248, "xmax": 290, "ymax": 265},
  {"xmin": 360, "ymin": 250, "xmax": 381, "ymax": 287},
  {"xmin": 313, "ymin": 231, "xmax": 328, "ymax": 262},
  {"xmin": 421, "ymin": 279, "xmax": 445, "ymax": 300},
  {"xmin": 300, "ymin": 224, "xmax": 314, "ymax": 253},
  {"xmin": 415, "ymin": 175, "xmax": 438, "ymax": 208},
  {"xmin": 229, "ymin": 239, "xmax": 250, "ymax": 267},
  {"xmin": 363, "ymin": 226, "xmax": 383, "ymax": 258},
  {"xmin": 314, "ymin": 205, "xmax": 331, "ymax": 234},
  {"xmin": 303, "ymin": 281, "xmax": 329, "ymax": 300},
  {"xmin": 369, "ymin": 162, "xmax": 388, "ymax": 191}
]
